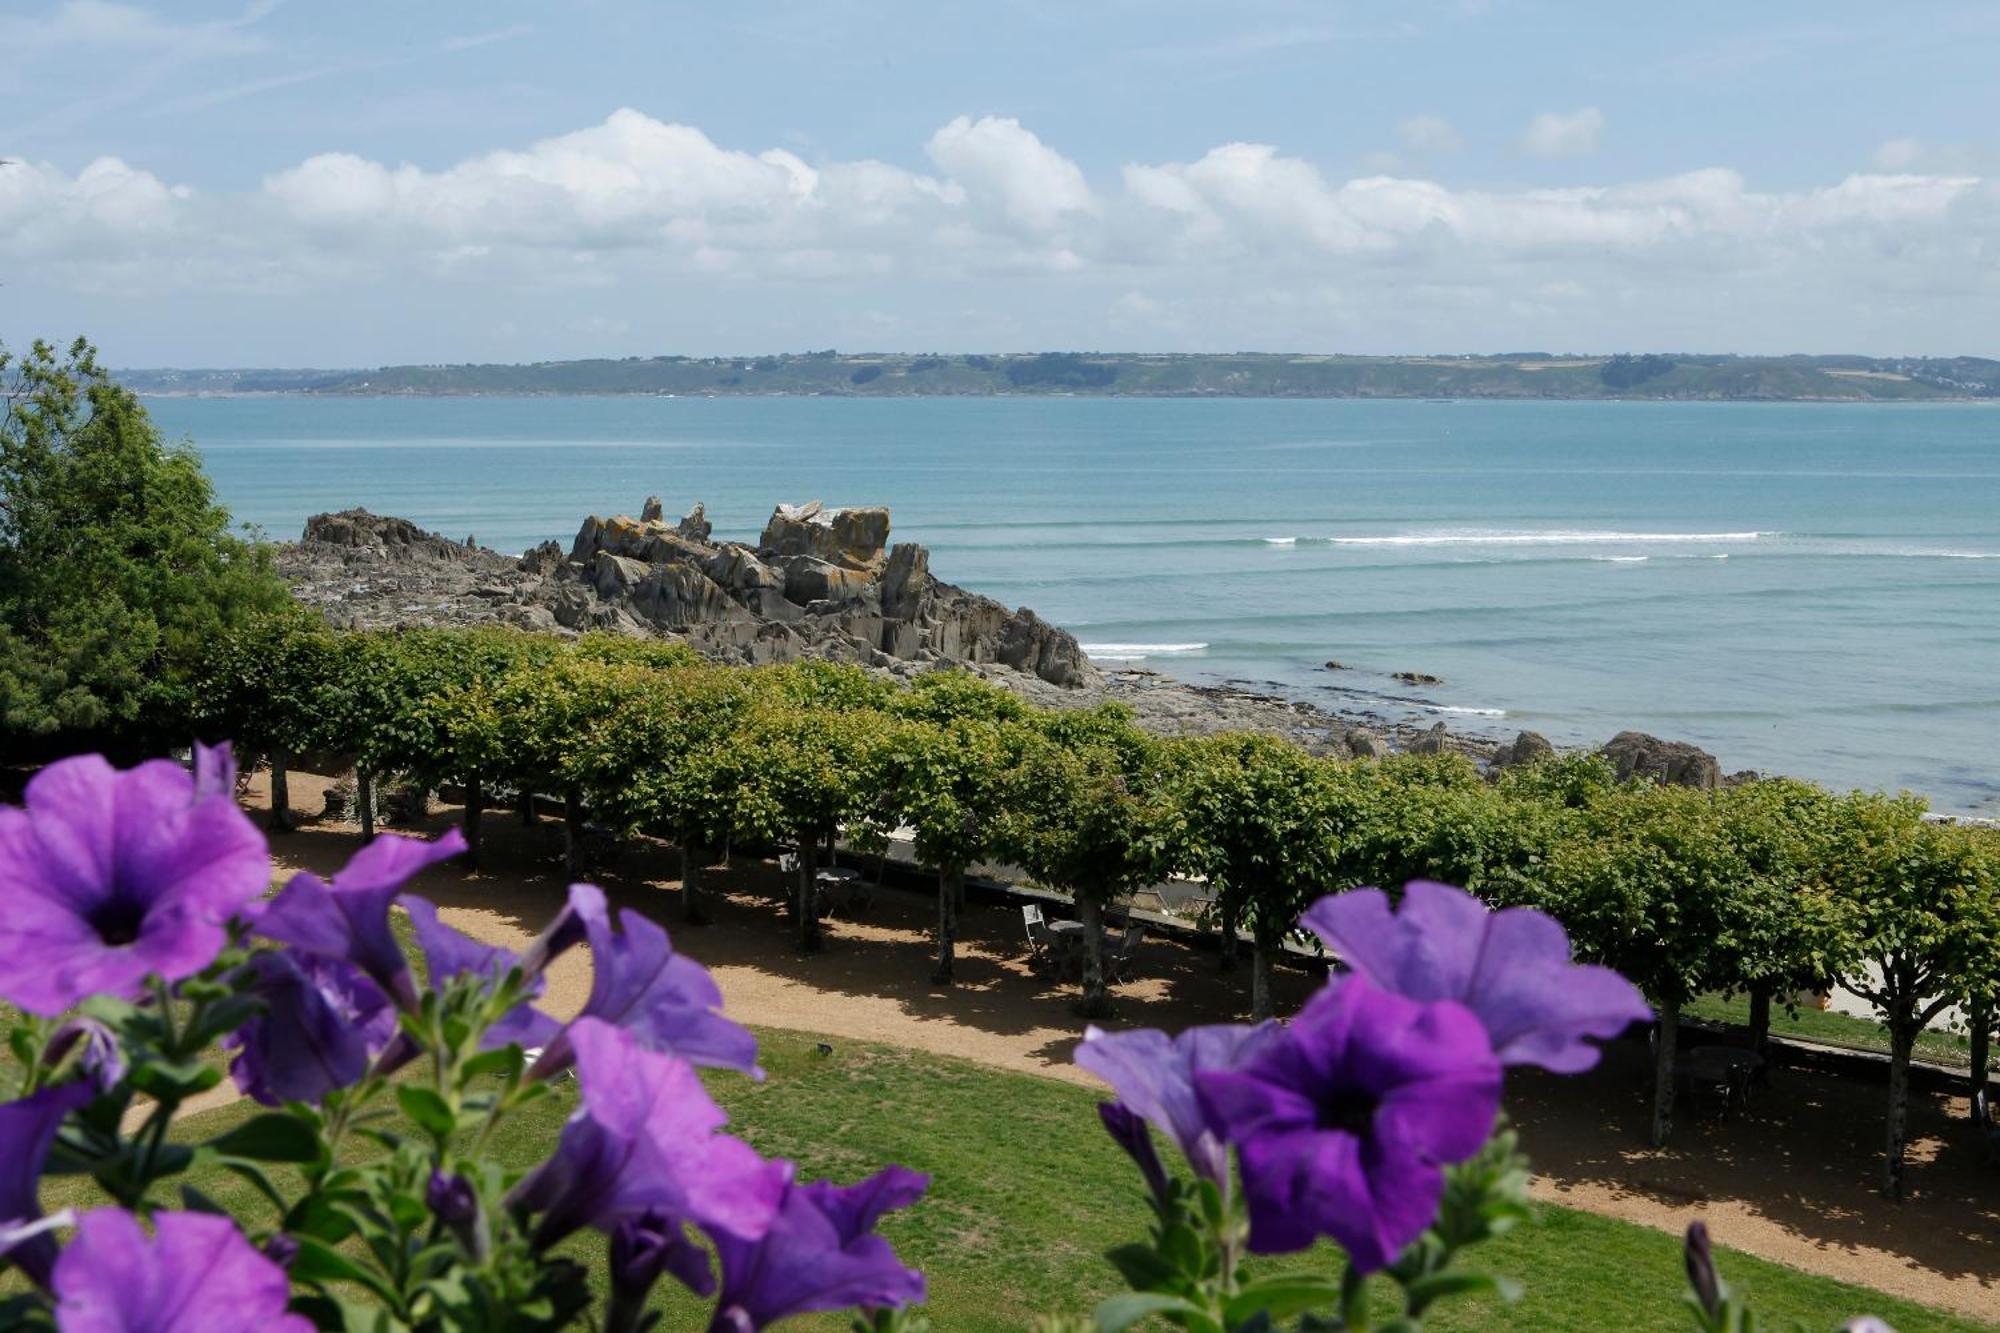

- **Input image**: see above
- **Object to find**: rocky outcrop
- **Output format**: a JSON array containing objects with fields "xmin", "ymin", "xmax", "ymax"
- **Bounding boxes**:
[
  {"xmin": 1408, "ymin": 722, "xmax": 1451, "ymax": 755},
  {"xmin": 1599, "ymin": 730, "xmax": 1723, "ymax": 790},
  {"xmin": 1491, "ymin": 730, "xmax": 1555, "ymax": 770},
  {"xmin": 277, "ymin": 499, "xmax": 1099, "ymax": 690}
]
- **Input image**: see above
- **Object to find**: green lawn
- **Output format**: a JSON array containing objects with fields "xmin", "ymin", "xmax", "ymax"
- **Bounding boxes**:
[
  {"xmin": 32, "ymin": 1028, "xmax": 1989, "ymax": 1332},
  {"xmin": 1684, "ymin": 992, "xmax": 1977, "ymax": 1069}
]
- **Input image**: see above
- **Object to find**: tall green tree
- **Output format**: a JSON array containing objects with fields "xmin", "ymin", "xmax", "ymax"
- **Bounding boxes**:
[
  {"xmin": 1169, "ymin": 734, "xmax": 1337, "ymax": 1019},
  {"xmin": 1546, "ymin": 784, "xmax": 1761, "ymax": 1146},
  {"xmin": 1816, "ymin": 793, "xmax": 2000, "ymax": 1197},
  {"xmin": 999, "ymin": 720, "xmax": 1172, "ymax": 1018},
  {"xmin": 0, "ymin": 338, "xmax": 291, "ymax": 754},
  {"xmin": 874, "ymin": 715, "xmax": 1029, "ymax": 984}
]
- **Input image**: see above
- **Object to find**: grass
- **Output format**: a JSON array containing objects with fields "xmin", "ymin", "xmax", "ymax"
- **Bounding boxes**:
[
  {"xmin": 1684, "ymin": 992, "xmax": 1976, "ymax": 1069},
  {"xmin": 30, "ymin": 1028, "xmax": 1991, "ymax": 1332}
]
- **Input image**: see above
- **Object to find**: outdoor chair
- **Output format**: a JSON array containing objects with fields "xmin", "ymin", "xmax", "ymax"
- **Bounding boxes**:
[
  {"xmin": 1106, "ymin": 923, "xmax": 1149, "ymax": 984},
  {"xmin": 1975, "ymin": 1089, "xmax": 2000, "ymax": 1166},
  {"xmin": 1022, "ymin": 905, "xmax": 1051, "ymax": 970}
]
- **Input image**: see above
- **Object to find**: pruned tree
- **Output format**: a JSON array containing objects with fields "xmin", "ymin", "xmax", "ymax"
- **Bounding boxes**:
[
  {"xmin": 1816, "ymin": 793, "xmax": 2000, "ymax": 1197},
  {"xmin": 998, "ymin": 719, "xmax": 1172, "ymax": 1018}
]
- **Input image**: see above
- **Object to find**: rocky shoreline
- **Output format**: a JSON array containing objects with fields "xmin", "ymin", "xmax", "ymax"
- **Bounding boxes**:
[{"xmin": 274, "ymin": 500, "xmax": 1737, "ymax": 785}]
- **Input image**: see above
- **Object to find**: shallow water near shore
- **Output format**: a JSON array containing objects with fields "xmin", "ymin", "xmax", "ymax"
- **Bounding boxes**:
[{"xmin": 148, "ymin": 394, "xmax": 2000, "ymax": 813}]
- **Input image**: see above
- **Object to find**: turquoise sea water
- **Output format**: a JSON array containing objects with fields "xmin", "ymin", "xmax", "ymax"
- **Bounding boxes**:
[{"xmin": 145, "ymin": 395, "xmax": 2000, "ymax": 814}]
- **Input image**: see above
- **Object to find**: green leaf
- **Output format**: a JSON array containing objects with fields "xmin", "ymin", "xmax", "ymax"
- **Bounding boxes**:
[
  {"xmin": 1093, "ymin": 1292, "xmax": 1209, "ymax": 1333},
  {"xmin": 209, "ymin": 1112, "xmax": 321, "ymax": 1163},
  {"xmin": 457, "ymin": 1046, "xmax": 521, "ymax": 1083},
  {"xmin": 1103, "ymin": 1242, "xmax": 1178, "ymax": 1291},
  {"xmin": 129, "ymin": 1058, "xmax": 221, "ymax": 1101},
  {"xmin": 1401, "ymin": 1269, "xmax": 1520, "ymax": 1315},
  {"xmin": 219, "ymin": 1159, "xmax": 290, "ymax": 1216},
  {"xmin": 289, "ymin": 1235, "xmax": 402, "ymax": 1307},
  {"xmin": 184, "ymin": 994, "xmax": 266, "ymax": 1047},
  {"xmin": 178, "ymin": 1183, "xmax": 230, "ymax": 1215},
  {"xmin": 395, "ymin": 1086, "xmax": 457, "ymax": 1138},
  {"xmin": 1223, "ymin": 1274, "xmax": 1344, "ymax": 1323}
]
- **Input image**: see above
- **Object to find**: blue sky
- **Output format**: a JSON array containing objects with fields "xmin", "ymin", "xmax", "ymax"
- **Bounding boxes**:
[{"xmin": 2, "ymin": 1, "xmax": 1996, "ymax": 364}]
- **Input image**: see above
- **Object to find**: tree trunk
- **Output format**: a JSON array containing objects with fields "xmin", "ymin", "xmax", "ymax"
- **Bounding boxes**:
[
  {"xmin": 357, "ymin": 768, "xmax": 376, "ymax": 841},
  {"xmin": 268, "ymin": 749, "xmax": 292, "ymax": 833},
  {"xmin": 563, "ymin": 792, "xmax": 586, "ymax": 877},
  {"xmin": 1251, "ymin": 932, "xmax": 1277, "ymax": 1022},
  {"xmin": 1970, "ymin": 999, "xmax": 1991, "ymax": 1116},
  {"xmin": 1217, "ymin": 900, "xmax": 1241, "ymax": 974},
  {"xmin": 1075, "ymin": 897, "xmax": 1111, "ymax": 1019},
  {"xmin": 795, "ymin": 837, "xmax": 821, "ymax": 954},
  {"xmin": 932, "ymin": 868, "xmax": 960, "ymax": 985},
  {"xmin": 517, "ymin": 788, "xmax": 536, "ymax": 825},
  {"xmin": 1885, "ymin": 1019, "xmax": 1916, "ymax": 1199},
  {"xmin": 461, "ymin": 773, "xmax": 482, "ymax": 869},
  {"xmin": 1651, "ymin": 997, "xmax": 1680, "ymax": 1148},
  {"xmin": 1746, "ymin": 980, "xmax": 1771, "ymax": 1052},
  {"xmin": 681, "ymin": 845, "xmax": 712, "ymax": 926}
]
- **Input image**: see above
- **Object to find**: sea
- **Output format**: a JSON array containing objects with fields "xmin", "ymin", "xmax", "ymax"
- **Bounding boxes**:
[{"xmin": 143, "ymin": 394, "xmax": 2000, "ymax": 815}]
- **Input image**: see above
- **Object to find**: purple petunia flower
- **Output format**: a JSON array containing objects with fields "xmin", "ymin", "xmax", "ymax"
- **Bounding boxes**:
[
  {"xmin": 1303, "ymin": 881, "xmax": 1650, "ymax": 1073},
  {"xmin": 0, "ymin": 1080, "xmax": 94, "ymax": 1287},
  {"xmin": 52, "ymin": 1207, "xmax": 312, "ymax": 1333},
  {"xmin": 508, "ymin": 1018, "xmax": 787, "ymax": 1250},
  {"xmin": 705, "ymin": 1167, "xmax": 929, "ymax": 1332},
  {"xmin": 226, "ymin": 950, "xmax": 396, "ymax": 1106},
  {"xmin": 1195, "ymin": 974, "xmax": 1502, "ymax": 1272},
  {"xmin": 399, "ymin": 895, "xmax": 560, "ymax": 1053},
  {"xmin": 1073, "ymin": 1022, "xmax": 1281, "ymax": 1186},
  {"xmin": 0, "ymin": 745, "xmax": 268, "ymax": 1015},
  {"xmin": 255, "ymin": 828, "xmax": 466, "ymax": 1009},
  {"xmin": 528, "ymin": 883, "xmax": 759, "ymax": 1081}
]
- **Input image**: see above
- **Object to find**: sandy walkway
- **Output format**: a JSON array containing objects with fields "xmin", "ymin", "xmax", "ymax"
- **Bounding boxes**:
[{"xmin": 253, "ymin": 774, "xmax": 2000, "ymax": 1323}]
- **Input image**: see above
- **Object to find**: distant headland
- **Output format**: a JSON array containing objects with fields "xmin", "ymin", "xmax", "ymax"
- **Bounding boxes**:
[{"xmin": 117, "ymin": 350, "xmax": 2000, "ymax": 401}]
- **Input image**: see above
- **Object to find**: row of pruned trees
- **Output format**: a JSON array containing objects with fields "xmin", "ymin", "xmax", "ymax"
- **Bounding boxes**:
[{"xmin": 191, "ymin": 619, "xmax": 2000, "ymax": 1196}]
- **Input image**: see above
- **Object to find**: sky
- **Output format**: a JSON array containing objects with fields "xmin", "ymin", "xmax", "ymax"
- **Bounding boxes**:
[{"xmin": 1, "ymin": 0, "xmax": 1996, "ymax": 366}]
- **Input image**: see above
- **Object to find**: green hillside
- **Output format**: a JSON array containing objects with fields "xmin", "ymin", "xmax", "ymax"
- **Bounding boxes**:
[{"xmin": 119, "ymin": 350, "xmax": 2000, "ymax": 400}]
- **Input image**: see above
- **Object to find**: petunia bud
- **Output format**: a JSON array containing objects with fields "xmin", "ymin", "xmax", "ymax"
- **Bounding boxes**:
[
  {"xmin": 427, "ymin": 1171, "xmax": 489, "ymax": 1262},
  {"xmin": 44, "ymin": 1017, "xmax": 125, "ymax": 1092},
  {"xmin": 607, "ymin": 1210, "xmax": 713, "ymax": 1333},
  {"xmin": 263, "ymin": 1233, "xmax": 300, "ymax": 1270},
  {"xmin": 1098, "ymin": 1102, "xmax": 1171, "ymax": 1208},
  {"xmin": 1683, "ymin": 1221, "xmax": 1722, "ymax": 1317}
]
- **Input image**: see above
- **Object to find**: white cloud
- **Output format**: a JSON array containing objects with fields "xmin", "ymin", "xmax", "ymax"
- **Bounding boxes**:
[
  {"xmin": 924, "ymin": 115, "xmax": 1094, "ymax": 236},
  {"xmin": 3, "ymin": 110, "xmax": 1996, "ymax": 357},
  {"xmin": 1520, "ymin": 107, "xmax": 1605, "ymax": 158},
  {"xmin": 1397, "ymin": 114, "xmax": 1462, "ymax": 154},
  {"xmin": 0, "ymin": 0, "xmax": 274, "ymax": 59}
]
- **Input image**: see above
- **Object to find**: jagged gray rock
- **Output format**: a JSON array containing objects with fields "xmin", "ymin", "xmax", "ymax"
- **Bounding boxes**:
[
  {"xmin": 1346, "ymin": 728, "xmax": 1389, "ymax": 760},
  {"xmin": 278, "ymin": 500, "xmax": 1098, "ymax": 690},
  {"xmin": 1599, "ymin": 730, "xmax": 1723, "ymax": 789},
  {"xmin": 1491, "ymin": 730, "xmax": 1555, "ymax": 770},
  {"xmin": 1408, "ymin": 722, "xmax": 1451, "ymax": 755}
]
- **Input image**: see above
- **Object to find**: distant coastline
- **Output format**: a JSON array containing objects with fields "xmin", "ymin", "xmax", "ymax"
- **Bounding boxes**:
[{"xmin": 117, "ymin": 350, "xmax": 2000, "ymax": 403}]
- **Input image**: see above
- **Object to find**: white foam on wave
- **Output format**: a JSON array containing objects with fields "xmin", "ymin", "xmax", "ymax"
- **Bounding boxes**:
[
  {"xmin": 1326, "ymin": 529, "xmax": 1763, "ymax": 547},
  {"xmin": 1589, "ymin": 555, "xmax": 1649, "ymax": 563},
  {"xmin": 1262, "ymin": 536, "xmax": 1299, "ymax": 545},
  {"xmin": 1081, "ymin": 642, "xmax": 1210, "ymax": 660},
  {"xmin": 1427, "ymin": 704, "xmax": 1508, "ymax": 717}
]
